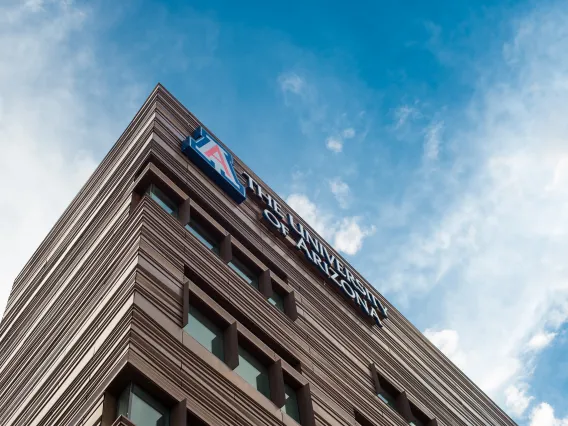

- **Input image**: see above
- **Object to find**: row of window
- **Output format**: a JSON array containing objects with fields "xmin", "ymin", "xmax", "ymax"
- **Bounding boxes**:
[
  {"xmin": 132, "ymin": 163, "xmax": 438, "ymax": 426},
  {"xmin": 144, "ymin": 183, "xmax": 294, "ymax": 319},
  {"xmin": 111, "ymin": 369, "xmax": 435, "ymax": 426},
  {"xmin": 181, "ymin": 277, "xmax": 308, "ymax": 424},
  {"xmin": 114, "ymin": 379, "xmax": 298, "ymax": 426}
]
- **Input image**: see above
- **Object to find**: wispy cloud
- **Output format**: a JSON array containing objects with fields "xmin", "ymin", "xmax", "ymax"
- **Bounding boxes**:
[
  {"xmin": 0, "ymin": 0, "xmax": 141, "ymax": 316},
  {"xmin": 286, "ymin": 193, "xmax": 333, "ymax": 239},
  {"xmin": 342, "ymin": 128, "xmax": 356, "ymax": 139},
  {"xmin": 325, "ymin": 128, "xmax": 357, "ymax": 153},
  {"xmin": 527, "ymin": 332, "xmax": 557, "ymax": 351},
  {"xmin": 505, "ymin": 384, "xmax": 533, "ymax": 418},
  {"xmin": 423, "ymin": 120, "xmax": 443, "ymax": 162},
  {"xmin": 373, "ymin": 1, "xmax": 568, "ymax": 419},
  {"xmin": 278, "ymin": 72, "xmax": 306, "ymax": 95},
  {"xmin": 276, "ymin": 71, "xmax": 366, "ymax": 153},
  {"xmin": 424, "ymin": 328, "xmax": 467, "ymax": 369},
  {"xmin": 287, "ymin": 193, "xmax": 373, "ymax": 255},
  {"xmin": 329, "ymin": 177, "xmax": 350, "ymax": 208},
  {"xmin": 333, "ymin": 217, "xmax": 375, "ymax": 256},
  {"xmin": 393, "ymin": 104, "xmax": 420, "ymax": 129}
]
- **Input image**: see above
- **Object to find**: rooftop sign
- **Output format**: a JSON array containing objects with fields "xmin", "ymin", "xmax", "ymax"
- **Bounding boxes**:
[
  {"xmin": 242, "ymin": 172, "xmax": 388, "ymax": 327},
  {"xmin": 181, "ymin": 127, "xmax": 246, "ymax": 204}
]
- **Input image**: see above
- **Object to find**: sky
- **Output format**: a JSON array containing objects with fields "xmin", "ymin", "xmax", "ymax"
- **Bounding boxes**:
[{"xmin": 1, "ymin": 0, "xmax": 567, "ymax": 424}]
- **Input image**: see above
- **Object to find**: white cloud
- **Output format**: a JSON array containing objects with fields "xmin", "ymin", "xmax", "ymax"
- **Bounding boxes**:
[
  {"xmin": 333, "ymin": 218, "xmax": 375, "ymax": 256},
  {"xmin": 342, "ymin": 128, "xmax": 356, "ymax": 139},
  {"xmin": 530, "ymin": 403, "xmax": 568, "ymax": 426},
  {"xmin": 394, "ymin": 104, "xmax": 419, "ymax": 129},
  {"xmin": 0, "ymin": 1, "xmax": 140, "ymax": 316},
  {"xmin": 287, "ymin": 193, "xmax": 373, "ymax": 255},
  {"xmin": 527, "ymin": 332, "xmax": 557, "ymax": 351},
  {"xmin": 423, "ymin": 120, "xmax": 443, "ymax": 162},
  {"xmin": 326, "ymin": 136, "xmax": 343, "ymax": 153},
  {"xmin": 374, "ymin": 2, "xmax": 568, "ymax": 415},
  {"xmin": 278, "ymin": 72, "xmax": 306, "ymax": 95},
  {"xmin": 326, "ymin": 129, "xmax": 356, "ymax": 153},
  {"xmin": 329, "ymin": 178, "xmax": 350, "ymax": 208},
  {"xmin": 287, "ymin": 193, "xmax": 333, "ymax": 239},
  {"xmin": 504, "ymin": 384, "xmax": 533, "ymax": 417},
  {"xmin": 424, "ymin": 329, "xmax": 467, "ymax": 369}
]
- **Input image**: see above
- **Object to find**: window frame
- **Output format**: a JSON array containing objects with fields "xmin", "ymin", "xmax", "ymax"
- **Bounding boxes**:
[
  {"xmin": 146, "ymin": 183, "xmax": 180, "ymax": 218},
  {"xmin": 183, "ymin": 279, "xmax": 239, "ymax": 369},
  {"xmin": 260, "ymin": 271, "xmax": 298, "ymax": 320},
  {"xmin": 101, "ymin": 365, "xmax": 187, "ymax": 426},
  {"xmin": 369, "ymin": 363, "xmax": 437, "ymax": 426},
  {"xmin": 117, "ymin": 382, "xmax": 171, "ymax": 426},
  {"xmin": 281, "ymin": 372, "xmax": 313, "ymax": 425},
  {"xmin": 227, "ymin": 243, "xmax": 262, "ymax": 289},
  {"xmin": 234, "ymin": 340, "xmax": 274, "ymax": 400},
  {"xmin": 132, "ymin": 163, "xmax": 189, "ymax": 220},
  {"xmin": 185, "ymin": 215, "xmax": 222, "ymax": 254},
  {"xmin": 184, "ymin": 302, "xmax": 227, "ymax": 361}
]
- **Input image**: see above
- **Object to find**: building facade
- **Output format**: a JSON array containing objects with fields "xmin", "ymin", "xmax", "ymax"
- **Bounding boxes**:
[{"xmin": 0, "ymin": 85, "xmax": 516, "ymax": 426}]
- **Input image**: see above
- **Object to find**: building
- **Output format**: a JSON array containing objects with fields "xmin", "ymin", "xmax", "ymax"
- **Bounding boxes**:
[{"xmin": 0, "ymin": 85, "xmax": 516, "ymax": 426}]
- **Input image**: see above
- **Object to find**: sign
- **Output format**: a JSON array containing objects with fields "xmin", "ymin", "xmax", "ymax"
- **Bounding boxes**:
[
  {"xmin": 242, "ymin": 172, "xmax": 388, "ymax": 327},
  {"xmin": 182, "ymin": 127, "xmax": 246, "ymax": 204}
]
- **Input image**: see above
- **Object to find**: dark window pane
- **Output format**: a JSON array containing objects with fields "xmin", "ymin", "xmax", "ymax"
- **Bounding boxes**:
[
  {"xmin": 268, "ymin": 291, "xmax": 285, "ymax": 312},
  {"xmin": 184, "ymin": 304, "xmax": 224, "ymax": 360},
  {"xmin": 228, "ymin": 258, "xmax": 258, "ymax": 289},
  {"xmin": 117, "ymin": 384, "xmax": 131, "ymax": 418},
  {"xmin": 147, "ymin": 184, "xmax": 178, "ymax": 217},
  {"xmin": 378, "ymin": 392, "xmax": 397, "ymax": 409},
  {"xmin": 185, "ymin": 219, "xmax": 220, "ymax": 254},
  {"xmin": 410, "ymin": 404, "xmax": 430, "ymax": 426},
  {"xmin": 234, "ymin": 346, "xmax": 270, "ymax": 399},
  {"xmin": 282, "ymin": 383, "xmax": 300, "ymax": 422},
  {"xmin": 117, "ymin": 384, "xmax": 170, "ymax": 426}
]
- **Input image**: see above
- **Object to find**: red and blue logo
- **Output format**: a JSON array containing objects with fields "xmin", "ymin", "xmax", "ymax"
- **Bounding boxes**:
[{"xmin": 182, "ymin": 126, "xmax": 246, "ymax": 204}]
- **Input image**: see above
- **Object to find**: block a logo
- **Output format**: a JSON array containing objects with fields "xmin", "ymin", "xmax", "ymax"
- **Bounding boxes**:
[{"xmin": 181, "ymin": 126, "xmax": 246, "ymax": 204}]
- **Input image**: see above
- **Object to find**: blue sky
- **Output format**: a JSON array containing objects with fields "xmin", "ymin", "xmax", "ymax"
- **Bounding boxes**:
[{"xmin": 1, "ymin": 0, "xmax": 568, "ymax": 424}]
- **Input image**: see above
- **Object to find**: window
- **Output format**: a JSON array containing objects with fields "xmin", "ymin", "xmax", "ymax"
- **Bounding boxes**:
[
  {"xmin": 377, "ymin": 386, "xmax": 397, "ymax": 409},
  {"xmin": 117, "ymin": 383, "xmax": 170, "ymax": 426},
  {"xmin": 409, "ymin": 401, "xmax": 431, "ymax": 426},
  {"xmin": 268, "ymin": 291, "xmax": 285, "ymax": 312},
  {"xmin": 282, "ymin": 382, "xmax": 300, "ymax": 423},
  {"xmin": 234, "ymin": 345, "xmax": 271, "ymax": 399},
  {"xmin": 184, "ymin": 304, "xmax": 224, "ymax": 360},
  {"xmin": 369, "ymin": 364, "xmax": 436, "ymax": 426},
  {"xmin": 262, "ymin": 272, "xmax": 297, "ymax": 320},
  {"xmin": 354, "ymin": 410, "xmax": 375, "ymax": 426},
  {"xmin": 185, "ymin": 218, "xmax": 220, "ymax": 254},
  {"xmin": 370, "ymin": 363, "xmax": 404, "ymax": 416},
  {"xmin": 228, "ymin": 257, "xmax": 259, "ymax": 289},
  {"xmin": 146, "ymin": 184, "xmax": 178, "ymax": 217}
]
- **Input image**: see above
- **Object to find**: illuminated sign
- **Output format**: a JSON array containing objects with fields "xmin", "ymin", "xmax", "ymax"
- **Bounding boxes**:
[
  {"xmin": 182, "ymin": 127, "xmax": 246, "ymax": 204},
  {"xmin": 242, "ymin": 172, "xmax": 388, "ymax": 327}
]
